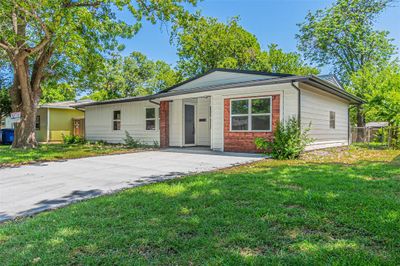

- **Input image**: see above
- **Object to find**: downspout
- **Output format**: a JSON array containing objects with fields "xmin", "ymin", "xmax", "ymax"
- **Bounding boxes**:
[
  {"xmin": 291, "ymin": 81, "xmax": 301, "ymax": 124},
  {"xmin": 348, "ymin": 106, "xmax": 351, "ymax": 146},
  {"xmin": 46, "ymin": 108, "xmax": 50, "ymax": 142}
]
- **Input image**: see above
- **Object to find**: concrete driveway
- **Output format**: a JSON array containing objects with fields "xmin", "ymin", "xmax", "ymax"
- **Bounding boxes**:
[{"xmin": 0, "ymin": 149, "xmax": 262, "ymax": 222}]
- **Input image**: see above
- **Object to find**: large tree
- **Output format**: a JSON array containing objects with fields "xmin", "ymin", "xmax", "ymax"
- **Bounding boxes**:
[
  {"xmin": 255, "ymin": 44, "xmax": 319, "ymax": 75},
  {"xmin": 350, "ymin": 62, "xmax": 400, "ymax": 145},
  {"xmin": 173, "ymin": 16, "xmax": 262, "ymax": 78},
  {"xmin": 173, "ymin": 15, "xmax": 318, "ymax": 78},
  {"xmin": 86, "ymin": 52, "xmax": 181, "ymax": 100},
  {"xmin": 296, "ymin": 0, "xmax": 396, "ymax": 129},
  {"xmin": 0, "ymin": 0, "xmax": 197, "ymax": 148}
]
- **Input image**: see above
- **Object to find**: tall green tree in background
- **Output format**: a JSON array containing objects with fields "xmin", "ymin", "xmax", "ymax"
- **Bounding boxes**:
[
  {"xmin": 0, "ymin": 0, "xmax": 197, "ymax": 148},
  {"xmin": 350, "ymin": 62, "xmax": 400, "ymax": 145},
  {"xmin": 173, "ymin": 16, "xmax": 261, "ymax": 77},
  {"xmin": 173, "ymin": 15, "xmax": 318, "ymax": 78},
  {"xmin": 86, "ymin": 52, "xmax": 181, "ymax": 101},
  {"xmin": 296, "ymin": 0, "xmax": 396, "ymax": 130},
  {"xmin": 0, "ymin": 54, "xmax": 11, "ymax": 124},
  {"xmin": 255, "ymin": 44, "xmax": 319, "ymax": 75}
]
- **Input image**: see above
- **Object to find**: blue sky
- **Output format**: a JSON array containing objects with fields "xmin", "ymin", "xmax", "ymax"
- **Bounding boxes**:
[{"xmin": 120, "ymin": 0, "xmax": 400, "ymax": 74}]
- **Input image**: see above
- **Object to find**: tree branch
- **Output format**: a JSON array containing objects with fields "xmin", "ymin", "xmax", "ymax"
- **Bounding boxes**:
[
  {"xmin": 12, "ymin": 8, "xmax": 18, "ymax": 34},
  {"xmin": 63, "ymin": 1, "xmax": 101, "ymax": 8},
  {"xmin": 0, "ymin": 40, "xmax": 10, "ymax": 50},
  {"xmin": 15, "ymin": 4, "xmax": 51, "ymax": 55},
  {"xmin": 31, "ymin": 44, "xmax": 55, "ymax": 97}
]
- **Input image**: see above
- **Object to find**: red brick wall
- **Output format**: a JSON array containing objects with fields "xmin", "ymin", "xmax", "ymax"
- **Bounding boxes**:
[
  {"xmin": 159, "ymin": 101, "xmax": 169, "ymax": 148},
  {"xmin": 224, "ymin": 95, "xmax": 280, "ymax": 153}
]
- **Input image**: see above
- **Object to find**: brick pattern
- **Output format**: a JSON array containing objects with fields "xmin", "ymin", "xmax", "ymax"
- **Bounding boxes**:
[
  {"xmin": 224, "ymin": 95, "xmax": 280, "ymax": 153},
  {"xmin": 159, "ymin": 101, "xmax": 169, "ymax": 148}
]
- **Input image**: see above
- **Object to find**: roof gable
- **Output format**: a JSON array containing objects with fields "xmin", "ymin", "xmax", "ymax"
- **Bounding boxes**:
[
  {"xmin": 318, "ymin": 74, "xmax": 344, "ymax": 90},
  {"xmin": 167, "ymin": 69, "xmax": 292, "ymax": 92}
]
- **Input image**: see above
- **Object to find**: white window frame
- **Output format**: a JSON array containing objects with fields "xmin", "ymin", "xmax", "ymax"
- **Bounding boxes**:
[
  {"xmin": 112, "ymin": 110, "xmax": 121, "ymax": 131},
  {"xmin": 145, "ymin": 107, "xmax": 157, "ymax": 131},
  {"xmin": 230, "ymin": 96, "xmax": 272, "ymax": 132}
]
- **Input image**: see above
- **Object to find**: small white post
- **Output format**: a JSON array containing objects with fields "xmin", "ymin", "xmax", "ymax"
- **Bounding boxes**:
[{"xmin": 46, "ymin": 108, "xmax": 50, "ymax": 142}]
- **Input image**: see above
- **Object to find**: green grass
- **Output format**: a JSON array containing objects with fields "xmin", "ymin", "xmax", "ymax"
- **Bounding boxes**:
[
  {"xmin": 0, "ymin": 146, "xmax": 399, "ymax": 265},
  {"xmin": 0, "ymin": 143, "xmax": 141, "ymax": 166}
]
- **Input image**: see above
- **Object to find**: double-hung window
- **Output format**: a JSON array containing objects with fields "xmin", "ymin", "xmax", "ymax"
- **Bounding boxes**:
[
  {"xmin": 35, "ymin": 116, "xmax": 40, "ymax": 130},
  {"xmin": 329, "ymin": 111, "xmax": 336, "ymax": 129},
  {"xmin": 113, "ymin": 110, "xmax": 121, "ymax": 130},
  {"xmin": 145, "ymin": 108, "xmax": 156, "ymax": 130},
  {"xmin": 230, "ymin": 97, "xmax": 272, "ymax": 131}
]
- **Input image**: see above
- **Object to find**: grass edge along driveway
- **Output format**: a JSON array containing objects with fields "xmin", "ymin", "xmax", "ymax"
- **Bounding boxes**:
[
  {"xmin": 0, "ymin": 143, "xmax": 147, "ymax": 167},
  {"xmin": 0, "ymin": 146, "xmax": 399, "ymax": 265}
]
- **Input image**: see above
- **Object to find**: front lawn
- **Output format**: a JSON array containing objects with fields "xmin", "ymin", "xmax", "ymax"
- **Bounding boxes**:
[
  {"xmin": 0, "ymin": 146, "xmax": 399, "ymax": 264},
  {"xmin": 0, "ymin": 143, "xmax": 142, "ymax": 167}
]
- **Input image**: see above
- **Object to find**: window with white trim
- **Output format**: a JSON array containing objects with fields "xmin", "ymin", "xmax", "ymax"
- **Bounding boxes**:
[
  {"xmin": 145, "ymin": 108, "xmax": 156, "ymax": 130},
  {"xmin": 230, "ymin": 97, "xmax": 272, "ymax": 131},
  {"xmin": 329, "ymin": 111, "xmax": 335, "ymax": 129},
  {"xmin": 113, "ymin": 110, "xmax": 121, "ymax": 130}
]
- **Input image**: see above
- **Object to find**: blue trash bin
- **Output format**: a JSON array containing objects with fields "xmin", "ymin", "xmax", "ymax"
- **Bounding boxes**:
[{"xmin": 2, "ymin": 129, "xmax": 14, "ymax": 145}]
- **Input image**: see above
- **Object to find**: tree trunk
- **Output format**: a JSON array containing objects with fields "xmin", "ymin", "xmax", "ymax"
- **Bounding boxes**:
[
  {"xmin": 356, "ymin": 105, "xmax": 365, "ymax": 142},
  {"xmin": 10, "ymin": 57, "xmax": 39, "ymax": 149},
  {"xmin": 12, "ymin": 106, "xmax": 38, "ymax": 148}
]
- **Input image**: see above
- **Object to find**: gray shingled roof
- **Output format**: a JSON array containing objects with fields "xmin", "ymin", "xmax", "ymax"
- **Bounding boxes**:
[
  {"xmin": 75, "ymin": 69, "xmax": 363, "ymax": 107},
  {"xmin": 40, "ymin": 99, "xmax": 94, "ymax": 109}
]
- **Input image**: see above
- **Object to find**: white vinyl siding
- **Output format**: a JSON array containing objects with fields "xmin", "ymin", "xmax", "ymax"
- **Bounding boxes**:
[
  {"xmin": 211, "ymin": 95, "xmax": 224, "ymax": 151},
  {"xmin": 196, "ymin": 97, "xmax": 211, "ymax": 146},
  {"xmin": 168, "ymin": 99, "xmax": 183, "ymax": 147},
  {"xmin": 300, "ymin": 83, "xmax": 349, "ymax": 150},
  {"xmin": 85, "ymin": 101, "xmax": 160, "ymax": 145}
]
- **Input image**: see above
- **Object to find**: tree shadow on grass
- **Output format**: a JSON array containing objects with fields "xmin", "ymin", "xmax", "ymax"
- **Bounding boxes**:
[{"xmin": 0, "ymin": 158, "xmax": 399, "ymax": 265}]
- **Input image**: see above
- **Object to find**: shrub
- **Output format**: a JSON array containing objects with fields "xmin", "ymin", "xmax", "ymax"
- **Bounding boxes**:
[
  {"xmin": 124, "ymin": 131, "xmax": 142, "ymax": 148},
  {"xmin": 255, "ymin": 117, "xmax": 312, "ymax": 160},
  {"xmin": 62, "ymin": 134, "xmax": 85, "ymax": 144},
  {"xmin": 123, "ymin": 131, "xmax": 161, "ymax": 149}
]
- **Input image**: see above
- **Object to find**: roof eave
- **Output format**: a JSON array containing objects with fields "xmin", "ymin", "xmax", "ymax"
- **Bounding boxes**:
[{"xmin": 306, "ymin": 76, "xmax": 364, "ymax": 104}]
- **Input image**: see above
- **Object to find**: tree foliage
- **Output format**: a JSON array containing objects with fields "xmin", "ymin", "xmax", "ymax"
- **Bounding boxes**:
[
  {"xmin": 0, "ymin": 0, "xmax": 197, "ymax": 148},
  {"xmin": 86, "ymin": 52, "xmax": 181, "ymax": 101},
  {"xmin": 0, "ymin": 60, "xmax": 11, "ymax": 120},
  {"xmin": 173, "ymin": 16, "xmax": 262, "ymax": 77},
  {"xmin": 255, "ymin": 44, "xmax": 319, "ymax": 75},
  {"xmin": 350, "ymin": 63, "xmax": 400, "ymax": 127},
  {"xmin": 173, "ymin": 15, "xmax": 318, "ymax": 78},
  {"xmin": 297, "ymin": 0, "xmax": 395, "ymax": 84},
  {"xmin": 0, "ymin": 84, "xmax": 11, "ymax": 121}
]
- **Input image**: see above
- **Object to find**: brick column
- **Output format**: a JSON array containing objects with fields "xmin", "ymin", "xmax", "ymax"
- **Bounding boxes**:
[{"xmin": 159, "ymin": 101, "xmax": 169, "ymax": 148}]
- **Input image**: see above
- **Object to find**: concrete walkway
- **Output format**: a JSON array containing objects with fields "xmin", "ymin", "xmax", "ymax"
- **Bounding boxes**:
[{"xmin": 0, "ymin": 149, "xmax": 262, "ymax": 222}]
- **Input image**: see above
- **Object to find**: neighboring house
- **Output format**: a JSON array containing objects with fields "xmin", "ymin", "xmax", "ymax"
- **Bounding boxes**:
[
  {"xmin": 1, "ymin": 116, "xmax": 14, "ymax": 129},
  {"xmin": 77, "ymin": 69, "xmax": 363, "ymax": 153},
  {"xmin": 35, "ymin": 100, "xmax": 90, "ymax": 142}
]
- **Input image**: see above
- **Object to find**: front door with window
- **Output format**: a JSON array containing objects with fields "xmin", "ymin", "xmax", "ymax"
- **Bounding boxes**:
[{"xmin": 184, "ymin": 104, "xmax": 195, "ymax": 145}]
